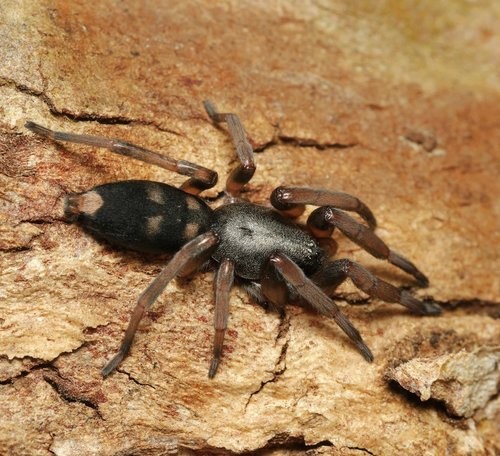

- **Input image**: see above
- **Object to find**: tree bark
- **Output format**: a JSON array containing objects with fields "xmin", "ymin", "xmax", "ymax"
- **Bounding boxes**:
[{"xmin": 1, "ymin": 1, "xmax": 498, "ymax": 454}]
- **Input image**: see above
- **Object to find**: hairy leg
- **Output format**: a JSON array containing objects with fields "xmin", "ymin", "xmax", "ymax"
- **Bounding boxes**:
[
  {"xmin": 102, "ymin": 232, "xmax": 219, "ymax": 377},
  {"xmin": 26, "ymin": 121, "xmax": 217, "ymax": 195},
  {"xmin": 308, "ymin": 206, "xmax": 429, "ymax": 286},
  {"xmin": 269, "ymin": 253, "xmax": 374, "ymax": 362},
  {"xmin": 203, "ymin": 100, "xmax": 255, "ymax": 197},
  {"xmin": 209, "ymin": 259, "xmax": 235, "ymax": 378},
  {"xmin": 312, "ymin": 259, "xmax": 442, "ymax": 315}
]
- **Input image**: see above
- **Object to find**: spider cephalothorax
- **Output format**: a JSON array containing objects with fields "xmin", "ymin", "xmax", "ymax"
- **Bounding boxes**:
[{"xmin": 26, "ymin": 100, "xmax": 441, "ymax": 378}]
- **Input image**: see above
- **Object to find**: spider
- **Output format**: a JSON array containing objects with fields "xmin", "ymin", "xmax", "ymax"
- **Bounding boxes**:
[{"xmin": 26, "ymin": 100, "xmax": 441, "ymax": 378}]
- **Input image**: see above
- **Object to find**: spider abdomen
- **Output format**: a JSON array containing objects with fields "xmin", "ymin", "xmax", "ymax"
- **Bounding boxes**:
[
  {"xmin": 212, "ymin": 203, "xmax": 323, "ymax": 280},
  {"xmin": 65, "ymin": 180, "xmax": 214, "ymax": 253}
]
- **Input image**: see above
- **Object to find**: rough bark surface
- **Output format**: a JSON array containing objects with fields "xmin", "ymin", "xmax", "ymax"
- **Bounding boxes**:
[{"xmin": 0, "ymin": 1, "xmax": 498, "ymax": 455}]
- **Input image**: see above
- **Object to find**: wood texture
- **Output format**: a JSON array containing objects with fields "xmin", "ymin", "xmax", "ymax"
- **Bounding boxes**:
[{"xmin": 1, "ymin": 1, "xmax": 498, "ymax": 454}]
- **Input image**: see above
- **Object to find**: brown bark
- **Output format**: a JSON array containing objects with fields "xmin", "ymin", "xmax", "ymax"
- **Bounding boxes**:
[{"xmin": 1, "ymin": 1, "xmax": 498, "ymax": 455}]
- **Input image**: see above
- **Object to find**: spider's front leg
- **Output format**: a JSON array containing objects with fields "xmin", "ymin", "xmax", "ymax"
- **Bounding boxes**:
[
  {"xmin": 25, "ymin": 121, "xmax": 218, "ymax": 195},
  {"xmin": 271, "ymin": 186, "xmax": 377, "ymax": 228},
  {"xmin": 270, "ymin": 186, "xmax": 377, "ymax": 257},
  {"xmin": 307, "ymin": 206, "xmax": 429, "ymax": 286},
  {"xmin": 204, "ymin": 100, "xmax": 256, "ymax": 197}
]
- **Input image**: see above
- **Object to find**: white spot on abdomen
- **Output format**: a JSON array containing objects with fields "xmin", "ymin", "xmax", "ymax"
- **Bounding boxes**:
[
  {"xmin": 147, "ymin": 215, "xmax": 163, "ymax": 236},
  {"xmin": 78, "ymin": 191, "xmax": 104, "ymax": 216},
  {"xmin": 147, "ymin": 185, "xmax": 166, "ymax": 204}
]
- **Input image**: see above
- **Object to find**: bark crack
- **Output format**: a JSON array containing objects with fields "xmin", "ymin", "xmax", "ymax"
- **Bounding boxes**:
[
  {"xmin": 250, "ymin": 434, "xmax": 334, "ymax": 455},
  {"xmin": 253, "ymin": 123, "xmax": 357, "ymax": 153},
  {"xmin": 244, "ymin": 313, "xmax": 291, "ymax": 410},
  {"xmin": 3, "ymin": 76, "xmax": 360, "ymax": 151},
  {"xmin": 42, "ymin": 367, "xmax": 104, "ymax": 419},
  {"xmin": 0, "ymin": 361, "xmax": 53, "ymax": 385},
  {"xmin": 0, "ymin": 339, "xmax": 98, "ymax": 385},
  {"xmin": 433, "ymin": 298, "xmax": 499, "ymax": 319},
  {"xmin": 255, "ymin": 134, "xmax": 357, "ymax": 153},
  {"xmin": 116, "ymin": 368, "xmax": 156, "ymax": 389},
  {"xmin": 278, "ymin": 134, "xmax": 357, "ymax": 150},
  {"xmin": 192, "ymin": 434, "xmax": 335, "ymax": 455},
  {"xmin": 332, "ymin": 293, "xmax": 499, "ymax": 320},
  {"xmin": 47, "ymin": 432, "xmax": 57, "ymax": 456},
  {"xmin": 346, "ymin": 446, "xmax": 376, "ymax": 455},
  {"xmin": 0, "ymin": 77, "xmax": 183, "ymax": 136}
]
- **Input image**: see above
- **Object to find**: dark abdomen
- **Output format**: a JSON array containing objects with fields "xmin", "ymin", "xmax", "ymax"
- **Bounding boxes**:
[{"xmin": 65, "ymin": 180, "xmax": 213, "ymax": 253}]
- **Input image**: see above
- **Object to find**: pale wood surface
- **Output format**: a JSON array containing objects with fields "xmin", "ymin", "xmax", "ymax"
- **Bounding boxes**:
[{"xmin": 1, "ymin": 1, "xmax": 498, "ymax": 454}]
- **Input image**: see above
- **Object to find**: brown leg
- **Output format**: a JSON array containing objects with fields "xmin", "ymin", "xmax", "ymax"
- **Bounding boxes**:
[
  {"xmin": 271, "ymin": 186, "xmax": 376, "ymax": 228},
  {"xmin": 312, "ymin": 259, "xmax": 442, "ymax": 315},
  {"xmin": 261, "ymin": 260, "xmax": 289, "ymax": 311},
  {"xmin": 101, "ymin": 232, "xmax": 219, "ymax": 377},
  {"xmin": 209, "ymin": 259, "xmax": 235, "ymax": 378},
  {"xmin": 203, "ymin": 100, "xmax": 255, "ymax": 196},
  {"xmin": 25, "ymin": 121, "xmax": 218, "ymax": 195},
  {"xmin": 269, "ymin": 253, "xmax": 374, "ymax": 362},
  {"xmin": 308, "ymin": 206, "xmax": 429, "ymax": 286}
]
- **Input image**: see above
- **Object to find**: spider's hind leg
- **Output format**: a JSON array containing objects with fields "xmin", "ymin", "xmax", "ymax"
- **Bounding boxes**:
[
  {"xmin": 101, "ymin": 232, "xmax": 219, "ymax": 377},
  {"xmin": 312, "ymin": 259, "xmax": 441, "ymax": 315}
]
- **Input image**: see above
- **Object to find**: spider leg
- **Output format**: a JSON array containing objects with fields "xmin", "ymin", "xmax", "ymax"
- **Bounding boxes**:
[
  {"xmin": 308, "ymin": 206, "xmax": 429, "ymax": 286},
  {"xmin": 271, "ymin": 186, "xmax": 376, "ymax": 228},
  {"xmin": 312, "ymin": 259, "xmax": 442, "ymax": 315},
  {"xmin": 209, "ymin": 259, "xmax": 235, "ymax": 378},
  {"xmin": 269, "ymin": 253, "xmax": 374, "ymax": 362},
  {"xmin": 203, "ymin": 100, "xmax": 255, "ymax": 197},
  {"xmin": 101, "ymin": 232, "xmax": 219, "ymax": 377},
  {"xmin": 261, "ymin": 260, "xmax": 289, "ymax": 311},
  {"xmin": 25, "ymin": 121, "xmax": 217, "ymax": 195}
]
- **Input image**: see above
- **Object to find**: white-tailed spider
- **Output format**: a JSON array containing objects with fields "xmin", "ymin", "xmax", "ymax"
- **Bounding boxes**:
[{"xmin": 26, "ymin": 101, "xmax": 441, "ymax": 378}]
